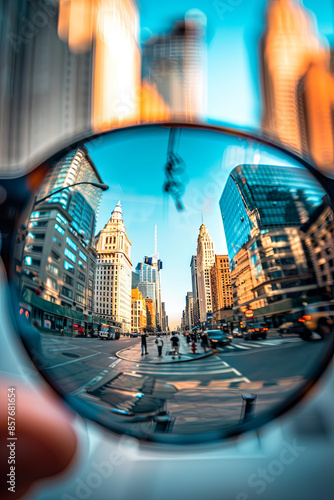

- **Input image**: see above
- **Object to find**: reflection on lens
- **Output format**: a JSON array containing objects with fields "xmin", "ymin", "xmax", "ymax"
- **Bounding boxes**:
[{"xmin": 13, "ymin": 127, "xmax": 334, "ymax": 442}]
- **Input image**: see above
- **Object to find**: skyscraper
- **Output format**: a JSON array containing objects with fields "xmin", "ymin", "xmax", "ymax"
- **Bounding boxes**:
[
  {"xmin": 190, "ymin": 255, "xmax": 200, "ymax": 326},
  {"xmin": 210, "ymin": 255, "xmax": 233, "ymax": 321},
  {"xmin": 196, "ymin": 223, "xmax": 215, "ymax": 323},
  {"xmin": 142, "ymin": 12, "xmax": 207, "ymax": 121},
  {"xmin": 94, "ymin": 202, "xmax": 132, "ymax": 332}
]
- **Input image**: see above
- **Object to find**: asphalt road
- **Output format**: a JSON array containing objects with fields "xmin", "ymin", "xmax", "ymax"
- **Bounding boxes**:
[{"xmin": 36, "ymin": 334, "xmax": 331, "ymax": 437}]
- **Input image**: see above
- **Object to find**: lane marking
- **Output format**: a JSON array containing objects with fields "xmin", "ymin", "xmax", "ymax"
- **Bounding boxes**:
[
  {"xmin": 109, "ymin": 359, "xmax": 121, "ymax": 368},
  {"xmin": 48, "ymin": 347, "xmax": 78, "ymax": 352},
  {"xmin": 44, "ymin": 352, "xmax": 100, "ymax": 369},
  {"xmin": 233, "ymin": 344, "xmax": 251, "ymax": 350},
  {"xmin": 133, "ymin": 367, "xmax": 242, "ymax": 376}
]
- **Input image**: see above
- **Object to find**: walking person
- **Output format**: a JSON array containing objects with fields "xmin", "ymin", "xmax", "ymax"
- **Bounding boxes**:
[
  {"xmin": 201, "ymin": 331, "xmax": 209, "ymax": 353},
  {"xmin": 156, "ymin": 334, "xmax": 164, "ymax": 357},
  {"xmin": 141, "ymin": 332, "xmax": 148, "ymax": 355},
  {"xmin": 170, "ymin": 332, "xmax": 181, "ymax": 359}
]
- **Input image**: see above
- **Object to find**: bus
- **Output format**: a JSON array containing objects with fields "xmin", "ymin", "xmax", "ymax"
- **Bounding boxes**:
[{"xmin": 98, "ymin": 324, "xmax": 120, "ymax": 340}]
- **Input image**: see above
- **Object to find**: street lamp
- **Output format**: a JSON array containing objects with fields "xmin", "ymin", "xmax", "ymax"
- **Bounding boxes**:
[{"xmin": 34, "ymin": 181, "xmax": 109, "ymax": 207}]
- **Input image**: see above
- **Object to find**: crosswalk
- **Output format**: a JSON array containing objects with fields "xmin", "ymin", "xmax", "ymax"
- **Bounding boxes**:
[{"xmin": 217, "ymin": 337, "xmax": 302, "ymax": 352}]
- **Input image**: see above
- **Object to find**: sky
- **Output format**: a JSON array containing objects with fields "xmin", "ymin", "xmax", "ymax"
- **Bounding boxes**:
[{"xmin": 89, "ymin": 0, "xmax": 333, "ymax": 328}]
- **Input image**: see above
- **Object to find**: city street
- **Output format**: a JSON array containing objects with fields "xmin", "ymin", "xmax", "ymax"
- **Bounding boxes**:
[{"xmin": 38, "ymin": 332, "xmax": 329, "ymax": 436}]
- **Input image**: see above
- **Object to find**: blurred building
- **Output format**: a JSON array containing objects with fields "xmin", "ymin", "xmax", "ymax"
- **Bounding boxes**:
[
  {"xmin": 94, "ymin": 202, "xmax": 132, "ymax": 333},
  {"xmin": 145, "ymin": 297, "xmax": 156, "ymax": 329},
  {"xmin": 142, "ymin": 13, "xmax": 207, "ymax": 121},
  {"xmin": 1, "ymin": 0, "xmax": 94, "ymax": 170},
  {"xmin": 190, "ymin": 255, "xmax": 200, "ymax": 326},
  {"xmin": 261, "ymin": 0, "xmax": 334, "ymax": 176},
  {"xmin": 221, "ymin": 164, "xmax": 326, "ymax": 325},
  {"xmin": 131, "ymin": 288, "xmax": 147, "ymax": 333},
  {"xmin": 210, "ymin": 255, "xmax": 233, "ymax": 322},
  {"xmin": 161, "ymin": 301, "xmax": 168, "ymax": 331},
  {"xmin": 196, "ymin": 223, "xmax": 215, "ymax": 323}
]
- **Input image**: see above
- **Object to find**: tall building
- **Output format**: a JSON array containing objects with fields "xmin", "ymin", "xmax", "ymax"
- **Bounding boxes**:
[
  {"xmin": 17, "ymin": 147, "xmax": 103, "ymax": 333},
  {"xmin": 131, "ymin": 288, "xmax": 147, "ymax": 333},
  {"xmin": 161, "ymin": 302, "xmax": 168, "ymax": 331},
  {"xmin": 261, "ymin": 0, "xmax": 326, "ymax": 154},
  {"xmin": 190, "ymin": 255, "xmax": 200, "ymax": 325},
  {"xmin": 142, "ymin": 12, "xmax": 207, "ymax": 121},
  {"xmin": 196, "ymin": 223, "xmax": 215, "ymax": 323},
  {"xmin": 210, "ymin": 255, "xmax": 233, "ymax": 321},
  {"xmin": 94, "ymin": 202, "xmax": 132, "ymax": 332},
  {"xmin": 145, "ymin": 298, "xmax": 156, "ymax": 329},
  {"xmin": 221, "ymin": 164, "xmax": 326, "ymax": 325},
  {"xmin": 185, "ymin": 292, "xmax": 194, "ymax": 330}
]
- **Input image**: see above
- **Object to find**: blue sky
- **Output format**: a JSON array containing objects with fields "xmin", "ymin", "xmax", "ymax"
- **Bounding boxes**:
[{"xmin": 89, "ymin": 1, "xmax": 333, "ymax": 328}]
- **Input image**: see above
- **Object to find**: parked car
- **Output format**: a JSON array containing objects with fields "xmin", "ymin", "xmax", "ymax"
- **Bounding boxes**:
[
  {"xmin": 205, "ymin": 330, "xmax": 233, "ymax": 348},
  {"xmin": 243, "ymin": 323, "xmax": 268, "ymax": 340},
  {"xmin": 232, "ymin": 328, "xmax": 243, "ymax": 338},
  {"xmin": 130, "ymin": 332, "xmax": 139, "ymax": 338}
]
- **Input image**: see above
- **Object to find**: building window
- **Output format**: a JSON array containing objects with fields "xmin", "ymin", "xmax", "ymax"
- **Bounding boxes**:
[
  {"xmin": 24, "ymin": 257, "xmax": 40, "ymax": 267},
  {"xmin": 66, "ymin": 237, "xmax": 77, "ymax": 252},
  {"xmin": 79, "ymin": 250, "xmax": 87, "ymax": 262},
  {"xmin": 64, "ymin": 260, "xmax": 74, "ymax": 274},
  {"xmin": 77, "ymin": 282, "xmax": 84, "ymax": 293},
  {"xmin": 46, "ymin": 277, "xmax": 57, "ymax": 290},
  {"xmin": 61, "ymin": 286, "xmax": 73, "ymax": 299},
  {"xmin": 55, "ymin": 223, "xmax": 65, "ymax": 235},
  {"xmin": 76, "ymin": 294, "xmax": 84, "ymax": 304},
  {"xmin": 78, "ymin": 271, "xmax": 85, "ymax": 282},
  {"xmin": 56, "ymin": 213, "xmax": 68, "ymax": 226},
  {"xmin": 63, "ymin": 274, "xmax": 74, "ymax": 286},
  {"xmin": 51, "ymin": 251, "xmax": 61, "ymax": 262},
  {"xmin": 53, "ymin": 236, "xmax": 62, "ymax": 247},
  {"xmin": 48, "ymin": 264, "xmax": 59, "ymax": 276},
  {"xmin": 65, "ymin": 248, "xmax": 76, "ymax": 263}
]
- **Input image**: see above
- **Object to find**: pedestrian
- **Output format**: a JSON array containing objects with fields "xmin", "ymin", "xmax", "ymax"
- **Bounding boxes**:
[
  {"xmin": 191, "ymin": 340, "xmax": 197, "ymax": 354},
  {"xmin": 170, "ymin": 332, "xmax": 181, "ymax": 359},
  {"xmin": 186, "ymin": 333, "xmax": 190, "ymax": 344},
  {"xmin": 201, "ymin": 331, "xmax": 209, "ymax": 352},
  {"xmin": 156, "ymin": 334, "xmax": 164, "ymax": 357},
  {"xmin": 141, "ymin": 332, "xmax": 148, "ymax": 355}
]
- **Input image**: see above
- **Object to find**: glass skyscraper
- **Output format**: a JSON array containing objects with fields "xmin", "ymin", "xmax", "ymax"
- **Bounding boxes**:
[{"xmin": 220, "ymin": 164, "xmax": 325, "ymax": 261}]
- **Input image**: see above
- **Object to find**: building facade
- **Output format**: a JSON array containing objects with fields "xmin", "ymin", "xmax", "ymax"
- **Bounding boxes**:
[
  {"xmin": 190, "ymin": 255, "xmax": 200, "ymax": 326},
  {"xmin": 210, "ymin": 255, "xmax": 233, "ymax": 321},
  {"xmin": 196, "ymin": 223, "xmax": 215, "ymax": 323},
  {"xmin": 94, "ymin": 202, "xmax": 132, "ymax": 333},
  {"xmin": 131, "ymin": 288, "xmax": 147, "ymax": 333}
]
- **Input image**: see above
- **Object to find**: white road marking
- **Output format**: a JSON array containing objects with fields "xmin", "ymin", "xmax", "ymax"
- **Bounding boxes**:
[
  {"xmin": 109, "ymin": 359, "xmax": 121, "ymax": 368},
  {"xmin": 134, "ymin": 367, "xmax": 242, "ymax": 376},
  {"xmin": 44, "ymin": 352, "xmax": 100, "ymax": 369},
  {"xmin": 48, "ymin": 347, "xmax": 78, "ymax": 352},
  {"xmin": 233, "ymin": 344, "xmax": 251, "ymax": 350}
]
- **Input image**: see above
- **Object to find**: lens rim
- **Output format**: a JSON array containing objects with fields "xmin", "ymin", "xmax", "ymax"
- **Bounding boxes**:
[{"xmin": 3, "ymin": 121, "xmax": 334, "ymax": 446}]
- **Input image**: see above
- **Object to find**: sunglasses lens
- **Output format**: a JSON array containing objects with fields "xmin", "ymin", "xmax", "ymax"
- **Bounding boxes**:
[{"xmin": 12, "ymin": 125, "xmax": 334, "ymax": 443}]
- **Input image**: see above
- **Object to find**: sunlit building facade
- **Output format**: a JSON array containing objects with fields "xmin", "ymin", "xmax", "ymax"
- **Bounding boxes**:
[
  {"xmin": 190, "ymin": 255, "xmax": 200, "ymax": 326},
  {"xmin": 145, "ymin": 298, "xmax": 156, "ymax": 329},
  {"xmin": 131, "ymin": 288, "xmax": 147, "ymax": 333},
  {"xmin": 222, "ymin": 164, "xmax": 326, "ymax": 325},
  {"xmin": 210, "ymin": 255, "xmax": 233, "ymax": 321},
  {"xmin": 94, "ymin": 202, "xmax": 132, "ymax": 332},
  {"xmin": 196, "ymin": 224, "xmax": 215, "ymax": 323}
]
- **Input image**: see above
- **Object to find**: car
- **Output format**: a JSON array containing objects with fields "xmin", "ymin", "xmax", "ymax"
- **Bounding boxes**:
[
  {"xmin": 232, "ymin": 328, "xmax": 243, "ymax": 338},
  {"xmin": 205, "ymin": 330, "xmax": 232, "ymax": 348},
  {"xmin": 298, "ymin": 302, "xmax": 334, "ymax": 340},
  {"xmin": 130, "ymin": 332, "xmax": 139, "ymax": 338},
  {"xmin": 243, "ymin": 323, "xmax": 268, "ymax": 340}
]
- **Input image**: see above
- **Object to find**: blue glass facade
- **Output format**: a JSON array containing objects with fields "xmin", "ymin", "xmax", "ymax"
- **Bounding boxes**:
[{"xmin": 220, "ymin": 164, "xmax": 325, "ymax": 262}]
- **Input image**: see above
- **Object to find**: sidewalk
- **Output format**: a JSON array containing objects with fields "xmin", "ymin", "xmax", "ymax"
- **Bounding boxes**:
[{"xmin": 116, "ymin": 335, "xmax": 213, "ymax": 364}]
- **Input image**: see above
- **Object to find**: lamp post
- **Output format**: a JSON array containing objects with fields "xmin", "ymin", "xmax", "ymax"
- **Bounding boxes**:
[{"xmin": 33, "ymin": 181, "xmax": 109, "ymax": 207}]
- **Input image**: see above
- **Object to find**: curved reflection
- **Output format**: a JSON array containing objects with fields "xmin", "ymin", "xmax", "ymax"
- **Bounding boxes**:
[{"xmin": 13, "ymin": 126, "xmax": 334, "ymax": 441}]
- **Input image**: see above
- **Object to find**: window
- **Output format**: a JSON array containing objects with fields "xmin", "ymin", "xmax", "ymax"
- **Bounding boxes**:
[
  {"xmin": 46, "ymin": 277, "xmax": 57, "ymax": 290},
  {"xmin": 27, "ymin": 232, "xmax": 45, "ymax": 240},
  {"xmin": 77, "ymin": 271, "xmax": 85, "ymax": 282},
  {"xmin": 53, "ymin": 236, "xmax": 62, "ymax": 247},
  {"xmin": 65, "ymin": 248, "xmax": 76, "ymax": 263},
  {"xmin": 24, "ymin": 257, "xmax": 40, "ymax": 267},
  {"xmin": 55, "ymin": 223, "xmax": 65, "ymax": 235},
  {"xmin": 28, "ymin": 220, "xmax": 48, "ymax": 228},
  {"xmin": 25, "ymin": 245, "xmax": 43, "ymax": 253},
  {"xmin": 79, "ymin": 250, "xmax": 87, "ymax": 262},
  {"xmin": 78, "ymin": 260, "xmax": 86, "ymax": 271},
  {"xmin": 76, "ymin": 294, "xmax": 84, "ymax": 304},
  {"xmin": 61, "ymin": 287, "xmax": 73, "ymax": 299},
  {"xmin": 30, "ymin": 211, "xmax": 51, "ymax": 219},
  {"xmin": 63, "ymin": 274, "xmax": 74, "ymax": 286},
  {"xmin": 64, "ymin": 261, "xmax": 74, "ymax": 274},
  {"xmin": 56, "ymin": 213, "xmax": 68, "ymax": 225},
  {"xmin": 51, "ymin": 251, "xmax": 60, "ymax": 262},
  {"xmin": 48, "ymin": 264, "xmax": 58, "ymax": 276},
  {"xmin": 77, "ymin": 282, "xmax": 84, "ymax": 292},
  {"xmin": 66, "ymin": 237, "xmax": 77, "ymax": 252}
]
